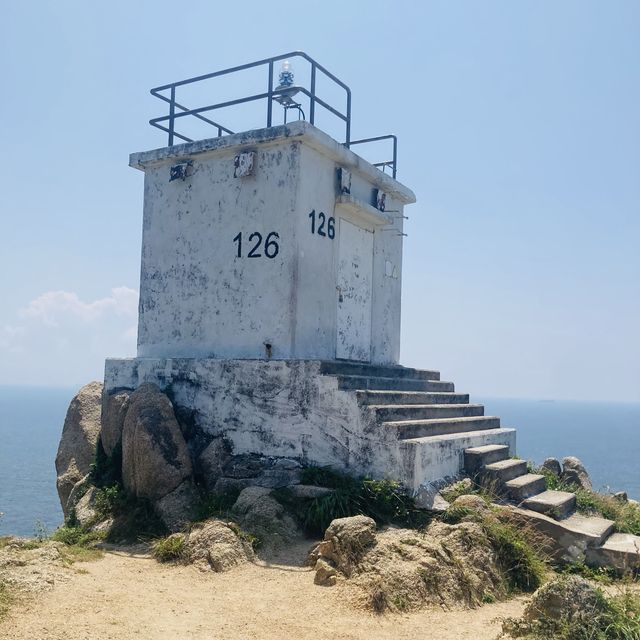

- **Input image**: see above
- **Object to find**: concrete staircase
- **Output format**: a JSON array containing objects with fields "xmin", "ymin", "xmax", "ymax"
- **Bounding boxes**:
[
  {"xmin": 319, "ymin": 361, "xmax": 639, "ymax": 573},
  {"xmin": 464, "ymin": 444, "xmax": 640, "ymax": 571},
  {"xmin": 321, "ymin": 360, "xmax": 512, "ymax": 440},
  {"xmin": 319, "ymin": 361, "xmax": 516, "ymax": 489}
]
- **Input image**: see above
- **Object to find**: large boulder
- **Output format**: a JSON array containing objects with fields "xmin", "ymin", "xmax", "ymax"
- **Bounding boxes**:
[
  {"xmin": 100, "ymin": 390, "xmax": 131, "ymax": 457},
  {"xmin": 312, "ymin": 519, "xmax": 505, "ymax": 610},
  {"xmin": 196, "ymin": 438, "xmax": 230, "ymax": 492},
  {"xmin": 541, "ymin": 457, "xmax": 562, "ymax": 477},
  {"xmin": 315, "ymin": 515, "xmax": 377, "ymax": 580},
  {"xmin": 55, "ymin": 382, "xmax": 103, "ymax": 517},
  {"xmin": 74, "ymin": 486, "xmax": 99, "ymax": 528},
  {"xmin": 154, "ymin": 480, "xmax": 199, "ymax": 532},
  {"xmin": 231, "ymin": 486, "xmax": 300, "ymax": 552},
  {"xmin": 121, "ymin": 383, "xmax": 192, "ymax": 501},
  {"xmin": 523, "ymin": 575, "xmax": 605, "ymax": 623},
  {"xmin": 184, "ymin": 519, "xmax": 255, "ymax": 572},
  {"xmin": 561, "ymin": 456, "xmax": 593, "ymax": 491},
  {"xmin": 451, "ymin": 494, "xmax": 491, "ymax": 516}
]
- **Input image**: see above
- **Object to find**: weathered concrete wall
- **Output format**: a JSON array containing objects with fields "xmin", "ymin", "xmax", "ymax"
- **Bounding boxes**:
[
  {"xmin": 104, "ymin": 358, "xmax": 515, "ymax": 493},
  {"xmin": 131, "ymin": 123, "xmax": 414, "ymax": 364}
]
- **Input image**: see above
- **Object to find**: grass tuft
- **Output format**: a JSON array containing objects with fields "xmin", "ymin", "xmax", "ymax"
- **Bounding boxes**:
[
  {"xmin": 152, "ymin": 534, "xmax": 186, "ymax": 563},
  {"xmin": 503, "ymin": 584, "xmax": 640, "ymax": 639},
  {"xmin": 50, "ymin": 525, "xmax": 105, "ymax": 547},
  {"xmin": 483, "ymin": 511, "xmax": 547, "ymax": 593},
  {"xmin": 276, "ymin": 467, "xmax": 432, "ymax": 536},
  {"xmin": 573, "ymin": 491, "xmax": 640, "ymax": 536}
]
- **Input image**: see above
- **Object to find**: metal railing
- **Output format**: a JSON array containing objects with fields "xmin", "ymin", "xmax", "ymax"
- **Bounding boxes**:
[
  {"xmin": 149, "ymin": 51, "xmax": 398, "ymax": 178},
  {"xmin": 349, "ymin": 135, "xmax": 398, "ymax": 179}
]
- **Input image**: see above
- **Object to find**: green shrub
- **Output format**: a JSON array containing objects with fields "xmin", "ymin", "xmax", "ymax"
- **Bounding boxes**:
[
  {"xmin": 152, "ymin": 534, "xmax": 186, "ymax": 562},
  {"xmin": 93, "ymin": 484, "xmax": 127, "ymax": 520},
  {"xmin": 50, "ymin": 525, "xmax": 105, "ymax": 547},
  {"xmin": 441, "ymin": 507, "xmax": 547, "ymax": 594},
  {"xmin": 574, "ymin": 490, "xmax": 640, "ymax": 536},
  {"xmin": 503, "ymin": 586, "xmax": 640, "ymax": 639},
  {"xmin": 282, "ymin": 467, "xmax": 431, "ymax": 536},
  {"xmin": 440, "ymin": 505, "xmax": 474, "ymax": 525},
  {"xmin": 483, "ymin": 512, "xmax": 547, "ymax": 593},
  {"xmin": 558, "ymin": 560, "xmax": 620, "ymax": 584}
]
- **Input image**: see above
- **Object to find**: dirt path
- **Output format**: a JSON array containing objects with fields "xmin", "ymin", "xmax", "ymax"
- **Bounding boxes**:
[{"xmin": 0, "ymin": 545, "xmax": 527, "ymax": 640}]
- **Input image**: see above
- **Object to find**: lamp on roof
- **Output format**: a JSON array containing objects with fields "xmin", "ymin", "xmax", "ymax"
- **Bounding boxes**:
[{"xmin": 273, "ymin": 60, "xmax": 303, "ymax": 117}]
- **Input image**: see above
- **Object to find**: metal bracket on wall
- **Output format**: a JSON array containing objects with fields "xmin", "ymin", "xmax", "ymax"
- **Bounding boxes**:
[{"xmin": 169, "ymin": 160, "xmax": 194, "ymax": 182}]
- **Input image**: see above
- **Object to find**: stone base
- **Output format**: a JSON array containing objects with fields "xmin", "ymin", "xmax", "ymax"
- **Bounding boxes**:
[{"xmin": 104, "ymin": 357, "xmax": 515, "ymax": 495}]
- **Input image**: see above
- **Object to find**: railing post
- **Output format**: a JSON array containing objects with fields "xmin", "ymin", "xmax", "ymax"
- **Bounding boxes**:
[
  {"xmin": 267, "ymin": 61, "xmax": 273, "ymax": 127},
  {"xmin": 168, "ymin": 86, "xmax": 176, "ymax": 146},
  {"xmin": 309, "ymin": 64, "xmax": 316, "ymax": 126},
  {"xmin": 392, "ymin": 136, "xmax": 398, "ymax": 179},
  {"xmin": 345, "ymin": 89, "xmax": 351, "ymax": 145}
]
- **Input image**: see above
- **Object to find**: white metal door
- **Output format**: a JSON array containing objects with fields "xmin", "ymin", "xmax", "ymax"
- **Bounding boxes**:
[{"xmin": 336, "ymin": 218, "xmax": 373, "ymax": 361}]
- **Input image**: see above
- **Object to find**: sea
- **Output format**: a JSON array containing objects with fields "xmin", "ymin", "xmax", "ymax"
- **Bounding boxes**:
[{"xmin": 0, "ymin": 386, "xmax": 638, "ymax": 538}]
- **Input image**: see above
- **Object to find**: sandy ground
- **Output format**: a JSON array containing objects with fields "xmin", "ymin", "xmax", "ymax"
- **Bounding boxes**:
[{"xmin": 0, "ymin": 543, "xmax": 527, "ymax": 640}]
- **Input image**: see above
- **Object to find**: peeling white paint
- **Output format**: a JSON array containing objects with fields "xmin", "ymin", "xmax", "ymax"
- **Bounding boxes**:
[
  {"xmin": 132, "ymin": 123, "xmax": 414, "ymax": 365},
  {"xmin": 104, "ymin": 358, "xmax": 515, "ymax": 492}
]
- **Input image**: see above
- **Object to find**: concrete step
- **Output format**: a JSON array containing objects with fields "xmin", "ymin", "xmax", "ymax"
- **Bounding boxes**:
[
  {"xmin": 370, "ymin": 403, "xmax": 484, "ymax": 422},
  {"xmin": 356, "ymin": 390, "xmax": 470, "ymax": 406},
  {"xmin": 403, "ymin": 428, "xmax": 517, "ymax": 494},
  {"xmin": 482, "ymin": 458, "xmax": 528, "ymax": 483},
  {"xmin": 522, "ymin": 490, "xmax": 577, "ymax": 520},
  {"xmin": 509, "ymin": 507, "xmax": 615, "ymax": 563},
  {"xmin": 464, "ymin": 444, "xmax": 510, "ymax": 475},
  {"xmin": 337, "ymin": 375, "xmax": 455, "ymax": 392},
  {"xmin": 321, "ymin": 360, "xmax": 440, "ymax": 381},
  {"xmin": 504, "ymin": 473, "xmax": 546, "ymax": 501},
  {"xmin": 385, "ymin": 416, "xmax": 501, "ymax": 440},
  {"xmin": 586, "ymin": 533, "xmax": 640, "ymax": 572}
]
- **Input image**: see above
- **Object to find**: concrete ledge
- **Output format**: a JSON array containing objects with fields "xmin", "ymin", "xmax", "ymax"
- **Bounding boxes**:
[
  {"xmin": 130, "ymin": 122, "xmax": 416, "ymax": 204},
  {"xmin": 335, "ymin": 194, "xmax": 392, "ymax": 226}
]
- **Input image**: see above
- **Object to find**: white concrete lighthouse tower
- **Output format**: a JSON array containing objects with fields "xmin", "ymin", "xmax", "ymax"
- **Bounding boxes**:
[
  {"xmin": 105, "ymin": 53, "xmax": 514, "ymax": 500},
  {"xmin": 132, "ymin": 121, "xmax": 414, "ymax": 364}
]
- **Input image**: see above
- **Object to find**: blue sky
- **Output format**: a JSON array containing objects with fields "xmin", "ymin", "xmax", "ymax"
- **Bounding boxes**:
[{"xmin": 0, "ymin": 1, "xmax": 638, "ymax": 401}]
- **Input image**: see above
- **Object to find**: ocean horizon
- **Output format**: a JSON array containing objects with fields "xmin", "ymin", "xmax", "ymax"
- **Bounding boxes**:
[{"xmin": 0, "ymin": 385, "xmax": 638, "ymax": 538}]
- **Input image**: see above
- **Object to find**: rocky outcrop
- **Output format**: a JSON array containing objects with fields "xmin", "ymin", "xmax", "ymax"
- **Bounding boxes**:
[
  {"xmin": 451, "ymin": 494, "xmax": 491, "ymax": 516},
  {"xmin": 541, "ymin": 457, "xmax": 561, "ymax": 477},
  {"xmin": 0, "ymin": 539, "xmax": 77, "ymax": 594},
  {"xmin": 561, "ymin": 456, "xmax": 593, "ymax": 491},
  {"xmin": 55, "ymin": 382, "xmax": 103, "ymax": 517},
  {"xmin": 311, "ymin": 516, "xmax": 505, "ymax": 610},
  {"xmin": 100, "ymin": 390, "xmax": 131, "ymax": 457},
  {"xmin": 196, "ymin": 438, "xmax": 230, "ymax": 492},
  {"xmin": 74, "ymin": 486, "xmax": 99, "ymax": 528},
  {"xmin": 231, "ymin": 486, "xmax": 300, "ymax": 552},
  {"xmin": 154, "ymin": 480, "xmax": 199, "ymax": 532},
  {"xmin": 183, "ymin": 519, "xmax": 255, "ymax": 572},
  {"xmin": 523, "ymin": 575, "xmax": 603, "ymax": 622},
  {"xmin": 121, "ymin": 383, "xmax": 192, "ymax": 501},
  {"xmin": 313, "ymin": 515, "xmax": 377, "ymax": 582}
]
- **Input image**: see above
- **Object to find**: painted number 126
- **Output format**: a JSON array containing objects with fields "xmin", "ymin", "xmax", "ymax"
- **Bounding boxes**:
[
  {"xmin": 309, "ymin": 210, "xmax": 335, "ymax": 240},
  {"xmin": 233, "ymin": 231, "xmax": 280, "ymax": 259}
]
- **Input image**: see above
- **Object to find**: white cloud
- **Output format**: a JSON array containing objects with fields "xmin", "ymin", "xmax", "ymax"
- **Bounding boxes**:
[
  {"xmin": 21, "ymin": 287, "xmax": 138, "ymax": 326},
  {"xmin": 0, "ymin": 287, "xmax": 139, "ymax": 386}
]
